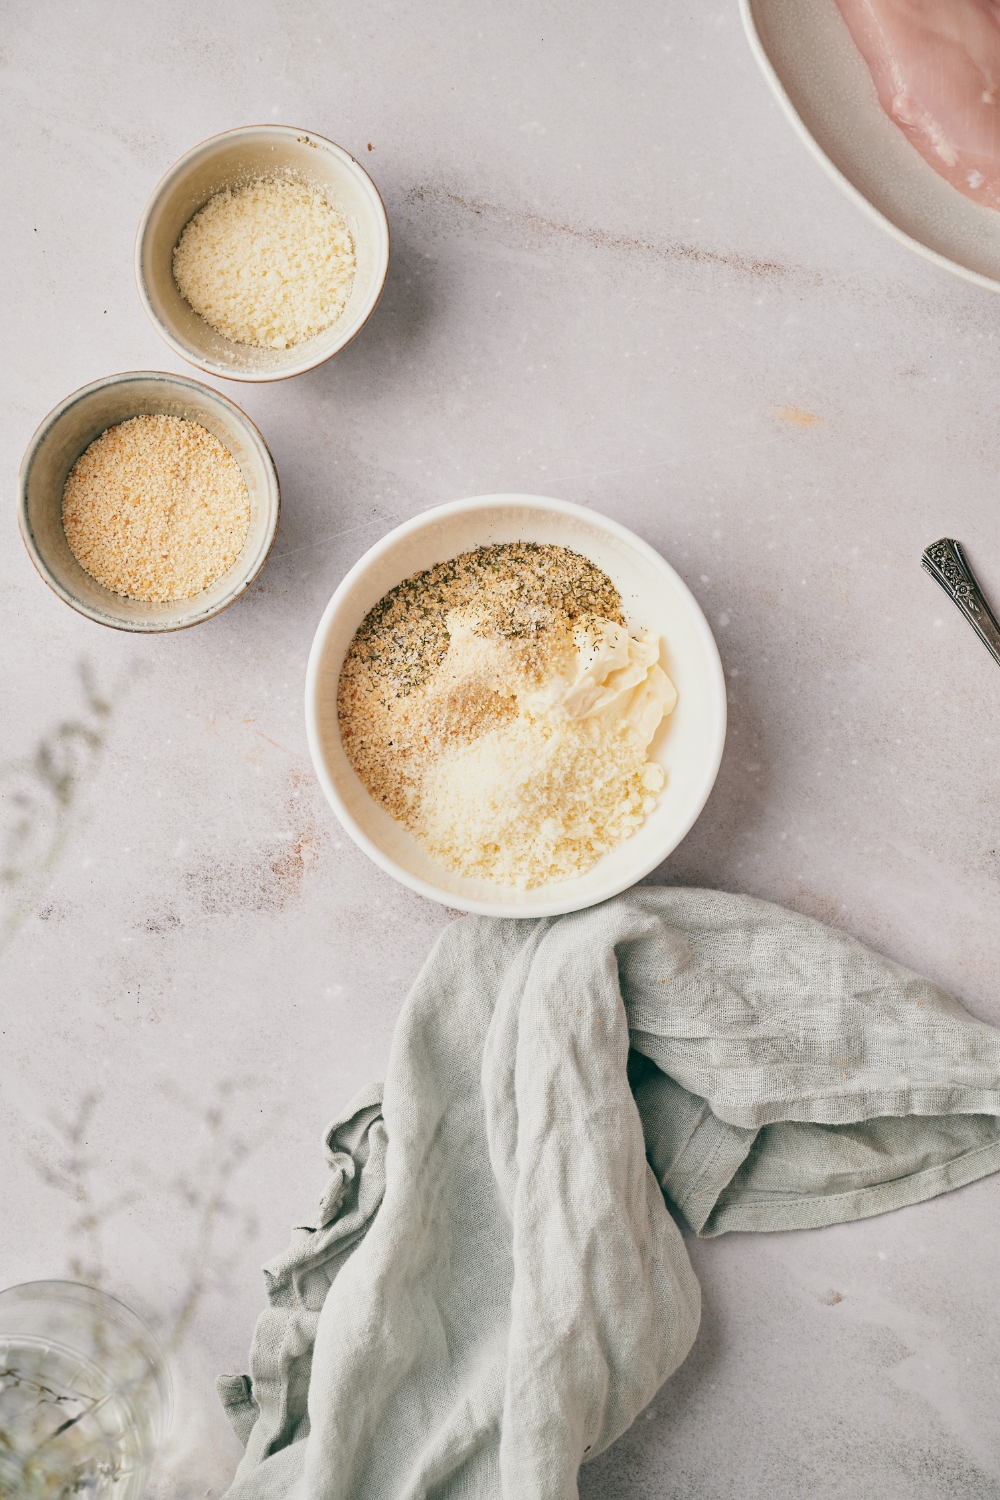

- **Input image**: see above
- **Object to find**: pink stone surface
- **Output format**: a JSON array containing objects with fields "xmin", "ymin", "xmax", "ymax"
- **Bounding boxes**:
[{"xmin": 2, "ymin": 3, "xmax": 999, "ymax": 1495}]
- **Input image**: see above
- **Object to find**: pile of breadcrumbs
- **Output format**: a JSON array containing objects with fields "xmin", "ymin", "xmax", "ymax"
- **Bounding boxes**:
[
  {"xmin": 62, "ymin": 415, "xmax": 250, "ymax": 603},
  {"xmin": 173, "ymin": 176, "xmax": 356, "ymax": 350}
]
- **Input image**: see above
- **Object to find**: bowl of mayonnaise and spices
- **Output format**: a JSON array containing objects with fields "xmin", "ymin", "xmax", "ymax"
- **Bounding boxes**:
[{"xmin": 306, "ymin": 494, "xmax": 727, "ymax": 918}]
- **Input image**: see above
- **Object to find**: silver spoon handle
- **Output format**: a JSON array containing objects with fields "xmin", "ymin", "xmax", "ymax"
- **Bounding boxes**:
[{"xmin": 921, "ymin": 538, "xmax": 1000, "ymax": 669}]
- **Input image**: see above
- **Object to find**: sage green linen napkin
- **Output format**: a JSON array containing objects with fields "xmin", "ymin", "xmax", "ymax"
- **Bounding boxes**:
[{"xmin": 218, "ymin": 889, "xmax": 1000, "ymax": 1500}]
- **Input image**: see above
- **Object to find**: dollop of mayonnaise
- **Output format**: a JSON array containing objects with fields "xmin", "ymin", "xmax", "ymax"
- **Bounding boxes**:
[{"xmin": 522, "ymin": 618, "xmax": 677, "ymax": 746}]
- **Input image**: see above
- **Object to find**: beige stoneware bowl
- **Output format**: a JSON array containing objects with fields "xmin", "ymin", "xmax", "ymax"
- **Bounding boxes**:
[
  {"xmin": 135, "ymin": 125, "xmax": 390, "ymax": 382},
  {"xmin": 305, "ymin": 495, "xmax": 727, "ymax": 918},
  {"xmin": 18, "ymin": 370, "xmax": 280, "ymax": 632}
]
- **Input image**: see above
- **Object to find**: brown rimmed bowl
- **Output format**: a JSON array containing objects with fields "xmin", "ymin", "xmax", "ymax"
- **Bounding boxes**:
[
  {"xmin": 17, "ymin": 370, "xmax": 280, "ymax": 632},
  {"xmin": 134, "ymin": 125, "xmax": 390, "ymax": 382}
]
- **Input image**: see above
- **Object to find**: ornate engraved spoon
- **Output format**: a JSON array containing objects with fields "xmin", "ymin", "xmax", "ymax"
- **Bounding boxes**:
[{"xmin": 921, "ymin": 538, "xmax": 1000, "ymax": 669}]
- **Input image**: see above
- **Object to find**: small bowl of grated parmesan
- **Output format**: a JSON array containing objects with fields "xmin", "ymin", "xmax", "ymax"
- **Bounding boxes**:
[
  {"xmin": 18, "ymin": 370, "xmax": 280, "ymax": 631},
  {"xmin": 135, "ymin": 125, "xmax": 390, "ymax": 383},
  {"xmin": 305, "ymin": 495, "xmax": 727, "ymax": 918}
]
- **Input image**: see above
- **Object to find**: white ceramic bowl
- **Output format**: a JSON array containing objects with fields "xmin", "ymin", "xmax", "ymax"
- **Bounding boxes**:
[
  {"xmin": 18, "ymin": 370, "xmax": 280, "ymax": 632},
  {"xmin": 135, "ymin": 125, "xmax": 390, "ymax": 382},
  {"xmin": 305, "ymin": 495, "xmax": 727, "ymax": 917},
  {"xmin": 742, "ymin": 0, "xmax": 1000, "ymax": 295}
]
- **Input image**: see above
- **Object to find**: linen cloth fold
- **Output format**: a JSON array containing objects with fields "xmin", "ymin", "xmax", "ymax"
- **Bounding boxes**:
[{"xmin": 219, "ymin": 889, "xmax": 1000, "ymax": 1500}]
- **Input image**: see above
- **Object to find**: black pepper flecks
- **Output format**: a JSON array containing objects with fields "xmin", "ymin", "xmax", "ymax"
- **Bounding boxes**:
[{"xmin": 339, "ymin": 542, "xmax": 624, "ymax": 708}]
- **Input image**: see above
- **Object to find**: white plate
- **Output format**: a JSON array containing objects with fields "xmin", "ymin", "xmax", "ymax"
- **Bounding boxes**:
[
  {"xmin": 742, "ymin": 0, "xmax": 1000, "ymax": 294},
  {"xmin": 305, "ymin": 495, "xmax": 727, "ymax": 917}
]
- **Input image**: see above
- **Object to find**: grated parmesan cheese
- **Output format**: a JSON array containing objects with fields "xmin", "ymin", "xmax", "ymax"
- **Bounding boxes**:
[
  {"xmin": 173, "ymin": 177, "xmax": 356, "ymax": 350},
  {"xmin": 414, "ymin": 710, "xmax": 666, "ymax": 889}
]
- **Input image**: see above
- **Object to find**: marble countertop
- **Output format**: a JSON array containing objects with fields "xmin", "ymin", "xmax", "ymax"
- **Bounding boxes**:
[{"xmin": 3, "ymin": 2, "xmax": 1000, "ymax": 1495}]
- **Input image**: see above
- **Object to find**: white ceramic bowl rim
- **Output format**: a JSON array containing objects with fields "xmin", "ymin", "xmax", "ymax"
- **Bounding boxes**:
[
  {"xmin": 134, "ymin": 124, "xmax": 391, "ymax": 382},
  {"xmin": 305, "ymin": 494, "xmax": 728, "ymax": 918},
  {"xmin": 18, "ymin": 369, "xmax": 280, "ymax": 632}
]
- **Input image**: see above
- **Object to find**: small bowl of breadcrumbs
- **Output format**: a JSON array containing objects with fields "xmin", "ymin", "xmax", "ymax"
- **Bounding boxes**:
[
  {"xmin": 135, "ymin": 125, "xmax": 390, "ymax": 383},
  {"xmin": 18, "ymin": 370, "xmax": 280, "ymax": 632}
]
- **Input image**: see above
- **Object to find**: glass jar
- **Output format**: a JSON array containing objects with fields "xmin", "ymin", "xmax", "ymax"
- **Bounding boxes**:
[{"xmin": 0, "ymin": 1280, "xmax": 172, "ymax": 1498}]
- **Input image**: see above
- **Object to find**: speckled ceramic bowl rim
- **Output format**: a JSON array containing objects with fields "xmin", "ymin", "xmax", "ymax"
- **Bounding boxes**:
[
  {"xmin": 134, "ymin": 124, "xmax": 391, "ymax": 382},
  {"xmin": 304, "ymin": 494, "xmax": 728, "ymax": 918},
  {"xmin": 739, "ymin": 0, "xmax": 1000, "ymax": 296},
  {"xmin": 17, "ymin": 369, "xmax": 281, "ymax": 633}
]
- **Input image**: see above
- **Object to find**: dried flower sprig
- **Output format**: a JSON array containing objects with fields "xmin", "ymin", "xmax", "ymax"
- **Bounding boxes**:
[
  {"xmin": 1, "ymin": 663, "xmax": 130, "ymax": 955},
  {"xmin": 4, "ymin": 1081, "xmax": 278, "ymax": 1497}
]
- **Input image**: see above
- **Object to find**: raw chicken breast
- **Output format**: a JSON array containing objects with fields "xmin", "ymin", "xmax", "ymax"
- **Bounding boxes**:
[{"xmin": 835, "ymin": 0, "xmax": 1000, "ymax": 207}]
